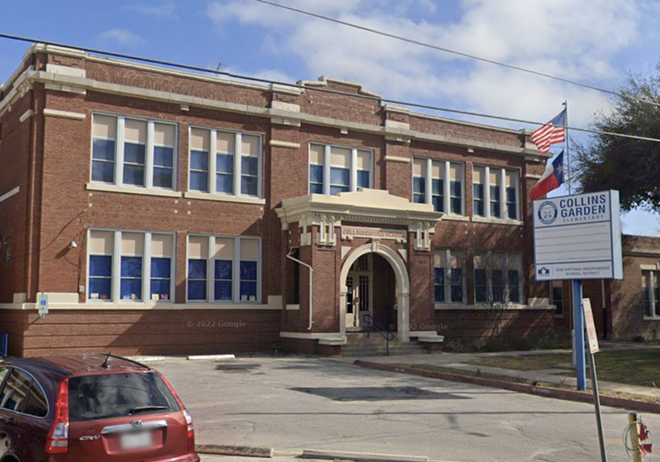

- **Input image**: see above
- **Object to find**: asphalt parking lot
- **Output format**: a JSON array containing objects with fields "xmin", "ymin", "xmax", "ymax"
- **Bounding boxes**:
[{"xmin": 154, "ymin": 355, "xmax": 660, "ymax": 462}]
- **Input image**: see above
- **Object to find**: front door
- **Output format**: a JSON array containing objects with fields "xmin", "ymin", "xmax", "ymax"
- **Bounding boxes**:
[{"xmin": 345, "ymin": 255, "xmax": 372, "ymax": 330}]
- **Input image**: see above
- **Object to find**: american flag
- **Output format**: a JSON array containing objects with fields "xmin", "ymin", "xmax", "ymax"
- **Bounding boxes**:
[{"xmin": 531, "ymin": 109, "xmax": 566, "ymax": 155}]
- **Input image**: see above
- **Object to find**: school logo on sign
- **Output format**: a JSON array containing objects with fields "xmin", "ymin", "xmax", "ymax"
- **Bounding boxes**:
[{"xmin": 538, "ymin": 201, "xmax": 558, "ymax": 225}]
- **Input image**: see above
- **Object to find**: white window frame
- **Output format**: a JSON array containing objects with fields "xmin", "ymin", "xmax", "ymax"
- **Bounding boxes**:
[
  {"xmin": 91, "ymin": 113, "xmax": 178, "ymax": 191},
  {"xmin": 474, "ymin": 251, "xmax": 524, "ymax": 305},
  {"xmin": 434, "ymin": 248, "xmax": 467, "ymax": 305},
  {"xmin": 188, "ymin": 126, "xmax": 263, "ymax": 199},
  {"xmin": 413, "ymin": 158, "xmax": 465, "ymax": 215},
  {"xmin": 473, "ymin": 165, "xmax": 520, "ymax": 221},
  {"xmin": 643, "ymin": 269, "xmax": 660, "ymax": 319},
  {"xmin": 308, "ymin": 143, "xmax": 373, "ymax": 195},
  {"xmin": 185, "ymin": 235, "xmax": 262, "ymax": 304},
  {"xmin": 86, "ymin": 229, "xmax": 176, "ymax": 304}
]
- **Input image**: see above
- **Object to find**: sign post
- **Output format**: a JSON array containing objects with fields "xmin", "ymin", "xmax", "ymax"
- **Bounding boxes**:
[
  {"xmin": 584, "ymin": 298, "xmax": 608, "ymax": 462},
  {"xmin": 572, "ymin": 282, "xmax": 586, "ymax": 390}
]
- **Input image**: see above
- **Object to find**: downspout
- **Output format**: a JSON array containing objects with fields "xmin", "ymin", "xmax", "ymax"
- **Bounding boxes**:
[{"xmin": 286, "ymin": 248, "xmax": 314, "ymax": 330}]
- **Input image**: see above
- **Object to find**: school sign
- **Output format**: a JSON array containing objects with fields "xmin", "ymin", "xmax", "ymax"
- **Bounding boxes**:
[{"xmin": 533, "ymin": 190, "xmax": 623, "ymax": 281}]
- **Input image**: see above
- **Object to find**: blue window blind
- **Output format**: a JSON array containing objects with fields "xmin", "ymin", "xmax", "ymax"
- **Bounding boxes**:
[
  {"xmin": 120, "ymin": 256, "xmax": 143, "ymax": 300},
  {"xmin": 473, "ymin": 184, "xmax": 485, "ymax": 217},
  {"xmin": 216, "ymin": 153, "xmax": 234, "ymax": 194},
  {"xmin": 150, "ymin": 257, "xmax": 171, "ymax": 301},
  {"xmin": 431, "ymin": 178, "xmax": 443, "ymax": 212},
  {"xmin": 309, "ymin": 165, "xmax": 324, "ymax": 194},
  {"xmin": 434, "ymin": 268, "xmax": 445, "ymax": 302},
  {"xmin": 240, "ymin": 261, "xmax": 258, "ymax": 302},
  {"xmin": 412, "ymin": 177, "xmax": 425, "ymax": 204},
  {"xmin": 506, "ymin": 187, "xmax": 517, "ymax": 219},
  {"xmin": 329, "ymin": 168, "xmax": 350, "ymax": 195},
  {"xmin": 153, "ymin": 146, "xmax": 174, "ymax": 189},
  {"xmin": 508, "ymin": 270, "xmax": 520, "ymax": 303},
  {"xmin": 214, "ymin": 260, "xmax": 233, "ymax": 301},
  {"xmin": 190, "ymin": 150, "xmax": 209, "ymax": 192},
  {"xmin": 450, "ymin": 180, "xmax": 462, "ymax": 214},
  {"xmin": 123, "ymin": 143, "xmax": 146, "ymax": 186},
  {"xmin": 492, "ymin": 269, "xmax": 504, "ymax": 303},
  {"xmin": 92, "ymin": 139, "xmax": 115, "ymax": 183},
  {"xmin": 89, "ymin": 255, "xmax": 112, "ymax": 300},
  {"xmin": 357, "ymin": 170, "xmax": 370, "ymax": 189},
  {"xmin": 475, "ymin": 269, "xmax": 488, "ymax": 303},
  {"xmin": 451, "ymin": 268, "xmax": 463, "ymax": 302},
  {"xmin": 188, "ymin": 259, "xmax": 207, "ymax": 300},
  {"xmin": 241, "ymin": 156, "xmax": 259, "ymax": 196},
  {"xmin": 490, "ymin": 185, "xmax": 501, "ymax": 218}
]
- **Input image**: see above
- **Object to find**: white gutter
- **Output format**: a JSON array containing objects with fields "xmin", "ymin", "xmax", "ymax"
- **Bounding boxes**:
[{"xmin": 286, "ymin": 248, "xmax": 314, "ymax": 330}]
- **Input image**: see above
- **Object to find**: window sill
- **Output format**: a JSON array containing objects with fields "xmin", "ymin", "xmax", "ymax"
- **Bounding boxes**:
[
  {"xmin": 286, "ymin": 304, "xmax": 300, "ymax": 311},
  {"xmin": 471, "ymin": 216, "xmax": 523, "ymax": 226},
  {"xmin": 81, "ymin": 301, "xmax": 278, "ymax": 310},
  {"xmin": 87, "ymin": 183, "xmax": 182, "ymax": 198},
  {"xmin": 435, "ymin": 303, "xmax": 550, "ymax": 310},
  {"xmin": 184, "ymin": 191, "xmax": 266, "ymax": 205},
  {"xmin": 643, "ymin": 316, "xmax": 660, "ymax": 321},
  {"xmin": 442, "ymin": 214, "xmax": 470, "ymax": 222}
]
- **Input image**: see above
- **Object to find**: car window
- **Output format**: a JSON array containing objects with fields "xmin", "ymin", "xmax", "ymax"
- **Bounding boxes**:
[
  {"xmin": 68, "ymin": 372, "xmax": 180, "ymax": 422},
  {"xmin": 0, "ymin": 369, "xmax": 31, "ymax": 413},
  {"xmin": 24, "ymin": 380, "xmax": 48, "ymax": 417}
]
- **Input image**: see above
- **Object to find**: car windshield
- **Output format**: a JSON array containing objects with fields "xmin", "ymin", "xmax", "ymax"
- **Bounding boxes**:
[{"xmin": 68, "ymin": 372, "xmax": 180, "ymax": 422}]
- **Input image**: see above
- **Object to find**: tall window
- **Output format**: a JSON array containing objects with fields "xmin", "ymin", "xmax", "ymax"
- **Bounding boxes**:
[
  {"xmin": 91, "ymin": 114, "xmax": 177, "ymax": 190},
  {"xmin": 643, "ymin": 270, "xmax": 660, "ymax": 318},
  {"xmin": 473, "ymin": 166, "xmax": 485, "ymax": 217},
  {"xmin": 434, "ymin": 249, "xmax": 466, "ymax": 304},
  {"xmin": 412, "ymin": 158, "xmax": 464, "ymax": 215},
  {"xmin": 472, "ymin": 166, "xmax": 519, "ymax": 220},
  {"xmin": 187, "ymin": 235, "xmax": 261, "ymax": 303},
  {"xmin": 120, "ymin": 233, "xmax": 144, "ymax": 301},
  {"xmin": 88, "ymin": 230, "xmax": 174, "ymax": 303},
  {"xmin": 474, "ymin": 251, "xmax": 523, "ymax": 304},
  {"xmin": 551, "ymin": 280, "xmax": 564, "ymax": 316},
  {"xmin": 308, "ymin": 143, "xmax": 372, "ymax": 195},
  {"xmin": 189, "ymin": 127, "xmax": 262, "ymax": 198}
]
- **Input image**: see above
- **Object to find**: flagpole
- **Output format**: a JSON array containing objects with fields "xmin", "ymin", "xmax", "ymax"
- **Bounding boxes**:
[{"xmin": 564, "ymin": 100, "xmax": 570, "ymax": 194}]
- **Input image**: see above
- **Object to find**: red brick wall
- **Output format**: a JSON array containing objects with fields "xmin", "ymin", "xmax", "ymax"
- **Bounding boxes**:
[
  {"xmin": 0, "ymin": 48, "xmax": 557, "ymax": 356},
  {"xmin": 18, "ymin": 309, "xmax": 280, "ymax": 357}
]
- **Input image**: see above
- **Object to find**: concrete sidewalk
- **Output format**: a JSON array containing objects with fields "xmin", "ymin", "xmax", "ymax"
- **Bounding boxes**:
[{"xmin": 340, "ymin": 342, "xmax": 660, "ymax": 402}]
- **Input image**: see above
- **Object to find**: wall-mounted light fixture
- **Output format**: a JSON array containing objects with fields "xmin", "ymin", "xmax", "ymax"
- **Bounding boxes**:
[{"xmin": 69, "ymin": 240, "xmax": 78, "ymax": 249}]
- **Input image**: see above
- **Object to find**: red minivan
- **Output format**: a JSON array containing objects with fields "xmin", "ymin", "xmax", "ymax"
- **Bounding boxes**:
[{"xmin": 0, "ymin": 355, "xmax": 200, "ymax": 462}]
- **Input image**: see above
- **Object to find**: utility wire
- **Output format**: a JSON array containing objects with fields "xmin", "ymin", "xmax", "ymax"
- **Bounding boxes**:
[
  {"xmin": 251, "ymin": 0, "xmax": 660, "ymax": 109},
  {"xmin": 1, "ymin": 32, "xmax": 660, "ymax": 144}
]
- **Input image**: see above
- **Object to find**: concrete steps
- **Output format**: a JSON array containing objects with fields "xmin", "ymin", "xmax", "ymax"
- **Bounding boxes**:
[{"xmin": 341, "ymin": 332, "xmax": 428, "ymax": 356}]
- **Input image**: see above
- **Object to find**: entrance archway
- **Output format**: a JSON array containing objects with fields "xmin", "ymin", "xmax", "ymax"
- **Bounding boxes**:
[{"xmin": 339, "ymin": 244, "xmax": 410, "ymax": 342}]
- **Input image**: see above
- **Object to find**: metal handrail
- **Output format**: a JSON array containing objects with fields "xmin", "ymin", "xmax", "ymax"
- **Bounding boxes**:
[{"xmin": 363, "ymin": 314, "xmax": 395, "ymax": 355}]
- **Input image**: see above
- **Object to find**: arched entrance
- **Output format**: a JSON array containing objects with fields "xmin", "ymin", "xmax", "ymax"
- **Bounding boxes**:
[{"xmin": 339, "ymin": 244, "xmax": 410, "ymax": 342}]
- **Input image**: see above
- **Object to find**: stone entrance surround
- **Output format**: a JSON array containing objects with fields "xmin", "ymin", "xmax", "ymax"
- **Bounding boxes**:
[{"xmin": 276, "ymin": 189, "xmax": 445, "ymax": 353}]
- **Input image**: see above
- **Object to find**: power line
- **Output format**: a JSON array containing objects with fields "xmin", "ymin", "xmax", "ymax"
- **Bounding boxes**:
[
  {"xmin": 251, "ymin": 0, "xmax": 660, "ymax": 110},
  {"xmin": 1, "ymin": 32, "xmax": 659, "ymax": 144}
]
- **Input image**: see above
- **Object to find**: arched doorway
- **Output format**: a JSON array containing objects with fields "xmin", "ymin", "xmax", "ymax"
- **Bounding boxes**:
[{"xmin": 339, "ymin": 244, "xmax": 410, "ymax": 342}]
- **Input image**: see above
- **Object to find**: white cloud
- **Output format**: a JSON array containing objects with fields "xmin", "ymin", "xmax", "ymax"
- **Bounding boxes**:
[
  {"xmin": 97, "ymin": 29, "xmax": 146, "ymax": 48},
  {"xmin": 125, "ymin": 2, "xmax": 177, "ymax": 19},
  {"xmin": 206, "ymin": 0, "xmax": 645, "ymax": 128}
]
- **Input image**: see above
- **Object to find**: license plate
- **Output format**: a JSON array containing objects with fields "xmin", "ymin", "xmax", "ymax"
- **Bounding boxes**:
[{"xmin": 120, "ymin": 431, "xmax": 153, "ymax": 451}]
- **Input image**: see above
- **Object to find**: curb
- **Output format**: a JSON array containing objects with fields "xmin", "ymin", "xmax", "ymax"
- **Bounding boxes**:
[
  {"xmin": 196, "ymin": 444, "xmax": 274, "ymax": 458},
  {"xmin": 303, "ymin": 449, "xmax": 428, "ymax": 462},
  {"xmin": 353, "ymin": 360, "xmax": 660, "ymax": 414},
  {"xmin": 187, "ymin": 354, "xmax": 236, "ymax": 360}
]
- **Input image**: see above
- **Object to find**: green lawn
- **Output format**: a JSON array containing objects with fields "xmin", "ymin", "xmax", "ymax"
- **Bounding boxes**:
[{"xmin": 468, "ymin": 350, "xmax": 660, "ymax": 388}]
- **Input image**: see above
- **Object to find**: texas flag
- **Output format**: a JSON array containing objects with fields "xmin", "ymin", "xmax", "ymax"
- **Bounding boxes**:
[{"xmin": 530, "ymin": 151, "xmax": 564, "ymax": 200}]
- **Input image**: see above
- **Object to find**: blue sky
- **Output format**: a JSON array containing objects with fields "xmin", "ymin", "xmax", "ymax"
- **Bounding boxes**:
[{"xmin": 1, "ymin": 0, "xmax": 659, "ymax": 235}]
